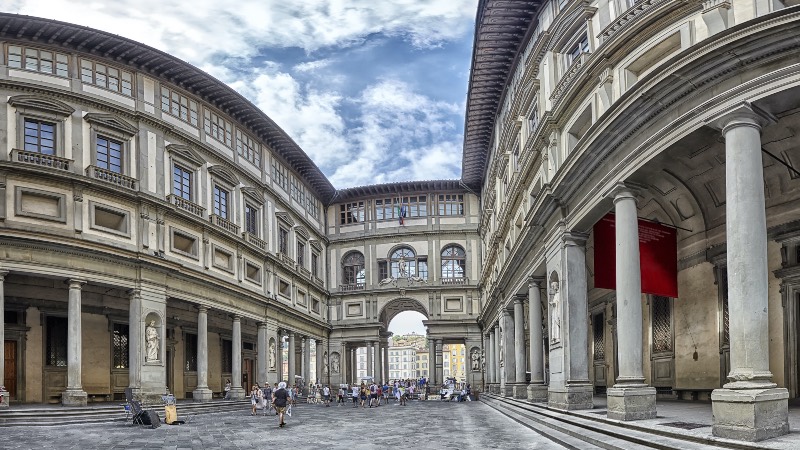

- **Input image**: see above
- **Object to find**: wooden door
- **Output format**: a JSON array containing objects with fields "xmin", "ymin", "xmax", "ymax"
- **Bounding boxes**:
[
  {"xmin": 243, "ymin": 358, "xmax": 254, "ymax": 389},
  {"xmin": 592, "ymin": 312, "xmax": 606, "ymax": 393},
  {"xmin": 4, "ymin": 341, "xmax": 16, "ymax": 401},
  {"xmin": 650, "ymin": 296, "xmax": 675, "ymax": 392}
]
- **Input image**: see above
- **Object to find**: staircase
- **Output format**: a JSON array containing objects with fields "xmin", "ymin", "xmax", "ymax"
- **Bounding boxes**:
[
  {"xmin": 480, "ymin": 393, "xmax": 767, "ymax": 450},
  {"xmin": 0, "ymin": 400, "xmax": 250, "ymax": 427}
]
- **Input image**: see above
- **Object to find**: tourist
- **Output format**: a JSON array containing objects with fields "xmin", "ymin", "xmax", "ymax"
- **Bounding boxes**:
[
  {"xmin": 351, "ymin": 384, "xmax": 359, "ymax": 407},
  {"xmin": 250, "ymin": 384, "xmax": 262, "ymax": 416},
  {"xmin": 261, "ymin": 383, "xmax": 273, "ymax": 415},
  {"xmin": 337, "ymin": 385, "xmax": 345, "ymax": 406},
  {"xmin": 322, "ymin": 385, "xmax": 331, "ymax": 407},
  {"xmin": 376, "ymin": 383, "xmax": 383, "ymax": 406},
  {"xmin": 369, "ymin": 382, "xmax": 377, "ymax": 407},
  {"xmin": 382, "ymin": 382, "xmax": 390, "ymax": 403},
  {"xmin": 273, "ymin": 381, "xmax": 289, "ymax": 428},
  {"xmin": 359, "ymin": 382, "xmax": 368, "ymax": 408},
  {"xmin": 223, "ymin": 378, "xmax": 231, "ymax": 400}
]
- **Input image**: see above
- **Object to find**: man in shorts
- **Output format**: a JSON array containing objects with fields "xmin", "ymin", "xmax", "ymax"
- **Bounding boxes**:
[
  {"xmin": 273, "ymin": 382, "xmax": 289, "ymax": 428},
  {"xmin": 369, "ymin": 382, "xmax": 378, "ymax": 408},
  {"xmin": 322, "ymin": 385, "xmax": 331, "ymax": 407}
]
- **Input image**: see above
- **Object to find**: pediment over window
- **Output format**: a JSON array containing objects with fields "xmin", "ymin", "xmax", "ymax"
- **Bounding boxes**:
[
  {"xmin": 275, "ymin": 211, "xmax": 295, "ymax": 227},
  {"xmin": 294, "ymin": 225, "xmax": 310, "ymax": 240},
  {"xmin": 309, "ymin": 239, "xmax": 323, "ymax": 252},
  {"xmin": 84, "ymin": 112, "xmax": 138, "ymax": 136},
  {"xmin": 9, "ymin": 94, "xmax": 74, "ymax": 116},
  {"xmin": 165, "ymin": 144, "xmax": 204, "ymax": 166},
  {"xmin": 240, "ymin": 187, "xmax": 263, "ymax": 203},
  {"xmin": 208, "ymin": 165, "xmax": 240, "ymax": 186}
]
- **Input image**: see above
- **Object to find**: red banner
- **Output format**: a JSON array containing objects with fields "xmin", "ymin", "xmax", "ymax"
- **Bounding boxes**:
[{"xmin": 593, "ymin": 213, "xmax": 678, "ymax": 298}]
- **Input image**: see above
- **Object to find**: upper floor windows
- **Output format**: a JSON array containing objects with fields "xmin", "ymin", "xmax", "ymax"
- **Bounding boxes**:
[
  {"xmin": 173, "ymin": 165, "xmax": 193, "ymax": 201},
  {"xmin": 23, "ymin": 118, "xmax": 55, "ymax": 154},
  {"xmin": 161, "ymin": 87, "xmax": 198, "ymax": 126},
  {"xmin": 311, "ymin": 251, "xmax": 319, "ymax": 278},
  {"xmin": 204, "ymin": 110, "xmax": 233, "ymax": 147},
  {"xmin": 80, "ymin": 60, "xmax": 133, "ymax": 96},
  {"xmin": 437, "ymin": 194, "xmax": 464, "ymax": 216},
  {"xmin": 342, "ymin": 251, "xmax": 365, "ymax": 285},
  {"xmin": 296, "ymin": 239, "xmax": 306, "ymax": 267},
  {"xmin": 96, "ymin": 136, "xmax": 123, "ymax": 173},
  {"xmin": 340, "ymin": 201, "xmax": 365, "ymax": 224},
  {"xmin": 244, "ymin": 203, "xmax": 258, "ymax": 235},
  {"xmin": 278, "ymin": 226, "xmax": 289, "ymax": 255},
  {"xmin": 306, "ymin": 195, "xmax": 320, "ymax": 220},
  {"xmin": 441, "ymin": 245, "xmax": 466, "ymax": 279},
  {"xmin": 236, "ymin": 130, "xmax": 260, "ymax": 166},
  {"xmin": 383, "ymin": 247, "xmax": 427, "ymax": 280},
  {"xmin": 291, "ymin": 177, "xmax": 306, "ymax": 206},
  {"xmin": 8, "ymin": 45, "xmax": 68, "ymax": 77},
  {"xmin": 567, "ymin": 34, "xmax": 590, "ymax": 68},
  {"xmin": 375, "ymin": 196, "xmax": 427, "ymax": 221},
  {"xmin": 212, "ymin": 185, "xmax": 229, "ymax": 219},
  {"xmin": 272, "ymin": 159, "xmax": 289, "ymax": 192}
]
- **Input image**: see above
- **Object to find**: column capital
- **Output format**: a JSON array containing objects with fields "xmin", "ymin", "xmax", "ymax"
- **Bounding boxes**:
[
  {"xmin": 67, "ymin": 278, "xmax": 87, "ymax": 289},
  {"xmin": 232, "ymin": 314, "xmax": 241, "ymax": 322},
  {"xmin": 606, "ymin": 182, "xmax": 645, "ymax": 203},
  {"xmin": 708, "ymin": 101, "xmax": 776, "ymax": 133},
  {"xmin": 501, "ymin": 308, "xmax": 512, "ymax": 318},
  {"xmin": 513, "ymin": 295, "xmax": 526, "ymax": 306},
  {"xmin": 527, "ymin": 276, "xmax": 545, "ymax": 288},
  {"xmin": 0, "ymin": 269, "xmax": 9, "ymax": 280},
  {"xmin": 562, "ymin": 231, "xmax": 588, "ymax": 247},
  {"xmin": 257, "ymin": 322, "xmax": 267, "ymax": 329},
  {"xmin": 197, "ymin": 305, "xmax": 208, "ymax": 314}
]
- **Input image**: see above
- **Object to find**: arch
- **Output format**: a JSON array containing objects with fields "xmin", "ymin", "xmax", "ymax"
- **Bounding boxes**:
[
  {"xmin": 341, "ymin": 251, "xmax": 365, "ymax": 285},
  {"xmin": 388, "ymin": 246, "xmax": 422, "ymax": 279},
  {"xmin": 441, "ymin": 244, "xmax": 466, "ymax": 280},
  {"xmin": 208, "ymin": 164, "xmax": 240, "ymax": 186},
  {"xmin": 379, "ymin": 297, "xmax": 429, "ymax": 329}
]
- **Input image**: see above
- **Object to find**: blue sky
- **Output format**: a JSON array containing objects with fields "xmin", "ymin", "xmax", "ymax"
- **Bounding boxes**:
[{"xmin": 3, "ymin": 0, "xmax": 478, "ymax": 188}]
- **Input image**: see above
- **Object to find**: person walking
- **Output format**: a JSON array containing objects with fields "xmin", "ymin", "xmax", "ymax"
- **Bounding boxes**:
[
  {"xmin": 250, "ymin": 384, "xmax": 263, "ymax": 416},
  {"xmin": 322, "ymin": 385, "xmax": 331, "ymax": 407},
  {"xmin": 351, "ymin": 384, "xmax": 359, "ymax": 407},
  {"xmin": 359, "ymin": 383, "xmax": 368, "ymax": 408},
  {"xmin": 261, "ymin": 383, "xmax": 273, "ymax": 415},
  {"xmin": 273, "ymin": 382, "xmax": 289, "ymax": 428},
  {"xmin": 337, "ymin": 385, "xmax": 345, "ymax": 406},
  {"xmin": 223, "ymin": 378, "xmax": 232, "ymax": 400}
]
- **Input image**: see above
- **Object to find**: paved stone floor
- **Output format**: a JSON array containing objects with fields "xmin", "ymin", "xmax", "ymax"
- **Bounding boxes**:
[{"xmin": 1, "ymin": 400, "xmax": 565, "ymax": 449}]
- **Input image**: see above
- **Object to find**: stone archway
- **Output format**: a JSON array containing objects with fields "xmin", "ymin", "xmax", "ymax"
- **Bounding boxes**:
[{"xmin": 379, "ymin": 297, "xmax": 429, "ymax": 330}]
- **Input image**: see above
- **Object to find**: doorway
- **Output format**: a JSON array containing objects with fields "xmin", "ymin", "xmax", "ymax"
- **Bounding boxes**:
[{"xmin": 4, "ymin": 341, "xmax": 16, "ymax": 401}]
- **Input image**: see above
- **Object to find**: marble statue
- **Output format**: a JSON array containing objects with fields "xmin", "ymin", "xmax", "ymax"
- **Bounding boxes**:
[
  {"xmin": 398, "ymin": 257, "xmax": 407, "ymax": 277},
  {"xmin": 269, "ymin": 341, "xmax": 276, "ymax": 369},
  {"xmin": 549, "ymin": 280, "xmax": 561, "ymax": 342},
  {"xmin": 145, "ymin": 320, "xmax": 159, "ymax": 362},
  {"xmin": 331, "ymin": 353, "xmax": 340, "ymax": 374},
  {"xmin": 470, "ymin": 348, "xmax": 480, "ymax": 371},
  {"xmin": 323, "ymin": 351, "xmax": 329, "ymax": 374}
]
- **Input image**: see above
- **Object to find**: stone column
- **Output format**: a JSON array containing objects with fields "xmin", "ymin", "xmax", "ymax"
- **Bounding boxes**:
[
  {"xmin": 315, "ymin": 339, "xmax": 323, "ymax": 385},
  {"xmin": 63, "ymin": 279, "xmax": 87, "ymax": 406},
  {"xmin": 230, "ymin": 315, "xmax": 245, "ymax": 399},
  {"xmin": 303, "ymin": 337, "xmax": 311, "ymax": 389},
  {"xmin": 428, "ymin": 338, "xmax": 436, "ymax": 387},
  {"xmin": 0, "ymin": 270, "xmax": 6, "ymax": 406},
  {"xmin": 276, "ymin": 331, "xmax": 284, "ymax": 383},
  {"xmin": 193, "ymin": 306, "xmax": 212, "ymax": 402},
  {"xmin": 547, "ymin": 232, "xmax": 593, "ymax": 411},
  {"xmin": 383, "ymin": 344, "xmax": 389, "ymax": 383},
  {"xmin": 257, "ymin": 323, "xmax": 267, "ymax": 385},
  {"xmin": 528, "ymin": 278, "xmax": 547, "ymax": 402},
  {"xmin": 374, "ymin": 341, "xmax": 382, "ymax": 382},
  {"xmin": 492, "ymin": 322, "xmax": 496, "ymax": 394},
  {"xmin": 485, "ymin": 331, "xmax": 494, "ymax": 386},
  {"xmin": 351, "ymin": 347, "xmax": 357, "ymax": 381},
  {"xmin": 287, "ymin": 332, "xmax": 296, "ymax": 386},
  {"xmin": 501, "ymin": 308, "xmax": 516, "ymax": 397},
  {"xmin": 513, "ymin": 297, "xmax": 527, "ymax": 398},
  {"xmin": 711, "ymin": 104, "xmax": 789, "ymax": 441},
  {"xmin": 605, "ymin": 184, "xmax": 657, "ymax": 420},
  {"xmin": 127, "ymin": 289, "xmax": 142, "ymax": 399},
  {"xmin": 366, "ymin": 341, "xmax": 373, "ymax": 379},
  {"xmin": 435, "ymin": 339, "xmax": 444, "ymax": 386}
]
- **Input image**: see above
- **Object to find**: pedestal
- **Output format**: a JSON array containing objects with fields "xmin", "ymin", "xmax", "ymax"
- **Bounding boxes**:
[
  {"xmin": 61, "ymin": 389, "xmax": 88, "ymax": 407},
  {"xmin": 607, "ymin": 386, "xmax": 657, "ymax": 421},
  {"xmin": 501, "ymin": 384, "xmax": 514, "ymax": 397},
  {"xmin": 548, "ymin": 384, "xmax": 593, "ymax": 410},
  {"xmin": 228, "ymin": 387, "xmax": 246, "ymax": 400},
  {"xmin": 512, "ymin": 383, "xmax": 528, "ymax": 399},
  {"xmin": 712, "ymin": 387, "xmax": 789, "ymax": 442},
  {"xmin": 527, "ymin": 384, "xmax": 548, "ymax": 403},
  {"xmin": 192, "ymin": 387, "xmax": 213, "ymax": 402}
]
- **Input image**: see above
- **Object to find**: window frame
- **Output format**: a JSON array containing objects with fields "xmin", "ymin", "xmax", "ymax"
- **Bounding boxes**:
[
  {"xmin": 244, "ymin": 202, "xmax": 259, "ymax": 235},
  {"xmin": 342, "ymin": 251, "xmax": 366, "ymax": 285},
  {"xmin": 203, "ymin": 108, "xmax": 233, "ymax": 147},
  {"xmin": 80, "ymin": 58, "xmax": 134, "ymax": 97},
  {"xmin": 236, "ymin": 129, "xmax": 261, "ymax": 166},
  {"xmin": 45, "ymin": 315, "xmax": 68, "ymax": 367},
  {"xmin": 112, "ymin": 322, "xmax": 130, "ymax": 369},
  {"xmin": 340, "ymin": 201, "xmax": 365, "ymax": 224},
  {"xmin": 172, "ymin": 164, "xmax": 194, "ymax": 201},
  {"xmin": 441, "ymin": 245, "xmax": 467, "ymax": 279},
  {"xmin": 8, "ymin": 44, "xmax": 69, "ymax": 77},
  {"xmin": 160, "ymin": 86, "xmax": 199, "ymax": 127},
  {"xmin": 296, "ymin": 239, "xmax": 306, "ymax": 268},
  {"xmin": 278, "ymin": 226, "xmax": 289, "ymax": 255},
  {"xmin": 184, "ymin": 332, "xmax": 198, "ymax": 372},
  {"xmin": 437, "ymin": 194, "xmax": 465, "ymax": 216},
  {"xmin": 212, "ymin": 183, "xmax": 231, "ymax": 219}
]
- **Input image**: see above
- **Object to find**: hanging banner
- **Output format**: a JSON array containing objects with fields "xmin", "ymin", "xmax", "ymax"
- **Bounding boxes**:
[{"xmin": 593, "ymin": 213, "xmax": 678, "ymax": 298}]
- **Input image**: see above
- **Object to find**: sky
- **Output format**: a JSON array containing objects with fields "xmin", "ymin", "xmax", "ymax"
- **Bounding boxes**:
[
  {"xmin": 1, "ymin": 0, "xmax": 479, "ymax": 189},
  {"xmin": 388, "ymin": 311, "xmax": 427, "ymax": 336}
]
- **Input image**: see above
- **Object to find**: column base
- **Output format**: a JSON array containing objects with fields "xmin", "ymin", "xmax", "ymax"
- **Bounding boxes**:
[
  {"xmin": 228, "ymin": 387, "xmax": 246, "ymax": 400},
  {"xmin": 61, "ymin": 389, "xmax": 88, "ymax": 407},
  {"xmin": 501, "ymin": 383, "xmax": 513, "ymax": 397},
  {"xmin": 548, "ymin": 384, "xmax": 593, "ymax": 411},
  {"xmin": 607, "ymin": 385, "xmax": 657, "ymax": 421},
  {"xmin": 527, "ymin": 384, "xmax": 548, "ymax": 403},
  {"xmin": 512, "ymin": 383, "xmax": 528, "ymax": 399},
  {"xmin": 712, "ymin": 387, "xmax": 789, "ymax": 442},
  {"xmin": 192, "ymin": 387, "xmax": 213, "ymax": 403}
]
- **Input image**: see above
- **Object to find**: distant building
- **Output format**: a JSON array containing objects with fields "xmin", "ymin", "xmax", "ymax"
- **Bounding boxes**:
[{"xmin": 388, "ymin": 345, "xmax": 417, "ymax": 380}]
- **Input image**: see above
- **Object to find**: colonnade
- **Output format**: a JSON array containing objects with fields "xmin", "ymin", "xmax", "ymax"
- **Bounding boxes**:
[{"xmin": 275, "ymin": 330, "xmax": 325, "ymax": 391}]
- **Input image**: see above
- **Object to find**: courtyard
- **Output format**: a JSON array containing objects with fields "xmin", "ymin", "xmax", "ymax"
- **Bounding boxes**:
[{"xmin": 0, "ymin": 401, "xmax": 563, "ymax": 450}]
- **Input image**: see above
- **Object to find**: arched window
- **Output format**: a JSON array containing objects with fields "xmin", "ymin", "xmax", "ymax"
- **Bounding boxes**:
[
  {"xmin": 441, "ymin": 245, "xmax": 466, "ymax": 282},
  {"xmin": 342, "ymin": 251, "xmax": 365, "ymax": 287},
  {"xmin": 391, "ymin": 247, "xmax": 416, "ymax": 278}
]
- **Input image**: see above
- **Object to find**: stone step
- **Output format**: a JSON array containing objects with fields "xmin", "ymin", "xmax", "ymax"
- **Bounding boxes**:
[
  {"xmin": 482, "ymin": 394, "xmax": 735, "ymax": 450},
  {"xmin": 0, "ymin": 400, "xmax": 250, "ymax": 427}
]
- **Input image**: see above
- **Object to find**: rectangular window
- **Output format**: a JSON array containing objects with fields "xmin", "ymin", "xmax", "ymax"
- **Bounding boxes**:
[
  {"xmin": 272, "ymin": 160, "xmax": 288, "ymax": 192},
  {"xmin": 9, "ymin": 45, "xmax": 68, "ymax": 77},
  {"xmin": 185, "ymin": 333, "xmax": 198, "ymax": 371},
  {"xmin": 311, "ymin": 252, "xmax": 319, "ymax": 278},
  {"xmin": 203, "ymin": 110, "xmax": 233, "ymax": 147},
  {"xmin": 306, "ymin": 195, "xmax": 319, "ymax": 220},
  {"xmin": 378, "ymin": 260, "xmax": 388, "ymax": 281},
  {"xmin": 236, "ymin": 130, "xmax": 261, "ymax": 166},
  {"xmin": 567, "ymin": 35, "xmax": 590, "ymax": 67},
  {"xmin": 278, "ymin": 227, "xmax": 289, "ymax": 255},
  {"xmin": 221, "ymin": 339, "xmax": 232, "ymax": 373},
  {"xmin": 437, "ymin": 194, "xmax": 464, "ymax": 216},
  {"xmin": 46, "ymin": 316, "xmax": 68, "ymax": 367},
  {"xmin": 80, "ymin": 59, "xmax": 133, "ymax": 96},
  {"xmin": 173, "ymin": 165, "xmax": 192, "ymax": 200},
  {"xmin": 23, "ymin": 118, "xmax": 56, "ymax": 154},
  {"xmin": 161, "ymin": 87, "xmax": 198, "ymax": 126},
  {"xmin": 113, "ymin": 323, "xmax": 129, "ymax": 369},
  {"xmin": 244, "ymin": 203, "xmax": 258, "ymax": 235},
  {"xmin": 296, "ymin": 240, "xmax": 305, "ymax": 267},
  {"xmin": 213, "ymin": 185, "xmax": 229, "ymax": 218},
  {"xmin": 340, "ymin": 201, "xmax": 365, "ymax": 224},
  {"xmin": 96, "ymin": 135, "xmax": 123, "ymax": 173},
  {"xmin": 418, "ymin": 257, "xmax": 428, "ymax": 280}
]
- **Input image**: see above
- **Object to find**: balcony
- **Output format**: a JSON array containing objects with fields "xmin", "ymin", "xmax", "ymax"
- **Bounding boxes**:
[
  {"xmin": 86, "ymin": 165, "xmax": 137, "ymax": 190},
  {"xmin": 167, "ymin": 194, "xmax": 205, "ymax": 218},
  {"xmin": 210, "ymin": 214, "xmax": 239, "ymax": 235},
  {"xmin": 441, "ymin": 277, "xmax": 468, "ymax": 286},
  {"xmin": 297, "ymin": 266, "xmax": 311, "ymax": 278},
  {"xmin": 242, "ymin": 232, "xmax": 267, "ymax": 251},
  {"xmin": 312, "ymin": 275, "xmax": 324, "ymax": 288},
  {"xmin": 277, "ymin": 252, "xmax": 295, "ymax": 266},
  {"xmin": 12, "ymin": 149, "xmax": 72, "ymax": 171},
  {"xmin": 340, "ymin": 283, "xmax": 365, "ymax": 292}
]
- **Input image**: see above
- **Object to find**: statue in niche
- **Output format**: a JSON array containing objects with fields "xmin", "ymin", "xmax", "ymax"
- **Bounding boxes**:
[
  {"xmin": 145, "ymin": 320, "xmax": 159, "ymax": 362},
  {"xmin": 499, "ymin": 328, "xmax": 504, "ymax": 367},
  {"xmin": 269, "ymin": 341, "xmax": 276, "ymax": 369},
  {"xmin": 331, "ymin": 353, "xmax": 340, "ymax": 374},
  {"xmin": 470, "ymin": 348, "xmax": 480, "ymax": 371},
  {"xmin": 549, "ymin": 280, "xmax": 562, "ymax": 342},
  {"xmin": 323, "ymin": 351, "xmax": 329, "ymax": 375}
]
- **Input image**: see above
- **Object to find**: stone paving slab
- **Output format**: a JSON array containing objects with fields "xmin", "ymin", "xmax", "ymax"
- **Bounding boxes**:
[{"xmin": 0, "ymin": 400, "xmax": 565, "ymax": 449}]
